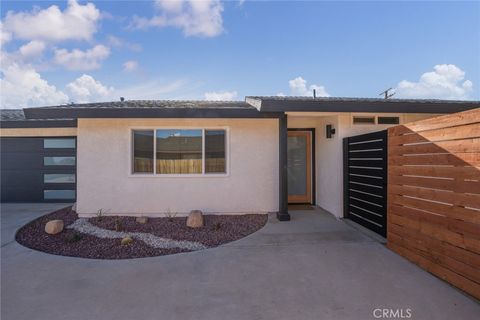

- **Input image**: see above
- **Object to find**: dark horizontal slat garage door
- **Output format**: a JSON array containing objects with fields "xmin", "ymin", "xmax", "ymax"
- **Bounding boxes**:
[
  {"xmin": 343, "ymin": 130, "xmax": 387, "ymax": 237},
  {"xmin": 1, "ymin": 137, "xmax": 76, "ymax": 203}
]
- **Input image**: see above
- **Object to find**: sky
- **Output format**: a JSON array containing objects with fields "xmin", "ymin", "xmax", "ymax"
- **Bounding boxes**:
[{"xmin": 0, "ymin": 0, "xmax": 479, "ymax": 108}]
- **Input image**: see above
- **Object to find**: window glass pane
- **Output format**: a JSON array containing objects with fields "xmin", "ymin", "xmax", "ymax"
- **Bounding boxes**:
[
  {"xmin": 133, "ymin": 130, "xmax": 154, "ymax": 173},
  {"xmin": 378, "ymin": 116, "xmax": 400, "ymax": 125},
  {"xmin": 44, "ymin": 174, "xmax": 75, "ymax": 183},
  {"xmin": 44, "ymin": 139, "xmax": 75, "ymax": 148},
  {"xmin": 353, "ymin": 116, "xmax": 375, "ymax": 124},
  {"xmin": 44, "ymin": 157, "xmax": 75, "ymax": 166},
  {"xmin": 288, "ymin": 135, "xmax": 307, "ymax": 195},
  {"xmin": 205, "ymin": 130, "xmax": 226, "ymax": 173},
  {"xmin": 44, "ymin": 190, "xmax": 75, "ymax": 199},
  {"xmin": 156, "ymin": 129, "xmax": 202, "ymax": 174}
]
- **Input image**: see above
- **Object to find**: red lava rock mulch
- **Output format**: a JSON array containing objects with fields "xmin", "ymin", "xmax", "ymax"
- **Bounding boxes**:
[
  {"xmin": 15, "ymin": 207, "xmax": 267, "ymax": 260},
  {"xmin": 90, "ymin": 214, "xmax": 268, "ymax": 247}
]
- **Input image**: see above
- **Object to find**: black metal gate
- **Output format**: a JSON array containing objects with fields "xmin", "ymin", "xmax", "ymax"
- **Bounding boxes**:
[{"xmin": 343, "ymin": 130, "xmax": 387, "ymax": 237}]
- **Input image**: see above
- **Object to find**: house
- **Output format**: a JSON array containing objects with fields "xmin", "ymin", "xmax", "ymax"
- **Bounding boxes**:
[{"xmin": 1, "ymin": 97, "xmax": 479, "ymax": 225}]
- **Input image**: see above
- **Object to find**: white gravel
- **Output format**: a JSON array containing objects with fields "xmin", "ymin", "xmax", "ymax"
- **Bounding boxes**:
[{"xmin": 67, "ymin": 218, "xmax": 208, "ymax": 251}]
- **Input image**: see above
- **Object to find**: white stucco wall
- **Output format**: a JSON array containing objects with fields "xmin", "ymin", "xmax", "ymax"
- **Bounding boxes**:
[
  {"xmin": 288, "ymin": 112, "xmax": 443, "ymax": 218},
  {"xmin": 76, "ymin": 118, "xmax": 279, "ymax": 216}
]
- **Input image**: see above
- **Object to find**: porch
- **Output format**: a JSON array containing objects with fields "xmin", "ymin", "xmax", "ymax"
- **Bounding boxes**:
[{"xmin": 278, "ymin": 108, "xmax": 480, "ymax": 300}]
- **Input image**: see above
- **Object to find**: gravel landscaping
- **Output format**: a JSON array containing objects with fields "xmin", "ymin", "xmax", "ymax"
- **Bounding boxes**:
[
  {"xmin": 90, "ymin": 213, "xmax": 268, "ymax": 247},
  {"xmin": 68, "ymin": 219, "xmax": 208, "ymax": 251},
  {"xmin": 15, "ymin": 207, "xmax": 268, "ymax": 259}
]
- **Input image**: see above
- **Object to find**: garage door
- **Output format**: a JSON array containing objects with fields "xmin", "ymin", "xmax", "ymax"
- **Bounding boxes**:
[{"xmin": 1, "ymin": 137, "xmax": 76, "ymax": 203}]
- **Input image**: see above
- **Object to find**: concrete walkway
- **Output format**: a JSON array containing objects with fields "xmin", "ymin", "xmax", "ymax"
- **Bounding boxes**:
[{"xmin": 1, "ymin": 204, "xmax": 478, "ymax": 320}]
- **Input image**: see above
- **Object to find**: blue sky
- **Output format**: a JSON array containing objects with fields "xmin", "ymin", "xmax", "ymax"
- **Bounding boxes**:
[{"xmin": 1, "ymin": 0, "xmax": 479, "ymax": 108}]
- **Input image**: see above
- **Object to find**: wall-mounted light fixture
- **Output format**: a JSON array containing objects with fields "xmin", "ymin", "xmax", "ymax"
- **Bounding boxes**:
[{"xmin": 326, "ymin": 124, "xmax": 336, "ymax": 139}]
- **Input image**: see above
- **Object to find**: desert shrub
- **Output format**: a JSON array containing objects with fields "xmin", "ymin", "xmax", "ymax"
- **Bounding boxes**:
[
  {"xmin": 66, "ymin": 233, "xmax": 82, "ymax": 243},
  {"xmin": 96, "ymin": 209, "xmax": 105, "ymax": 221},
  {"xmin": 164, "ymin": 208, "xmax": 178, "ymax": 222},
  {"xmin": 114, "ymin": 218, "xmax": 123, "ymax": 232}
]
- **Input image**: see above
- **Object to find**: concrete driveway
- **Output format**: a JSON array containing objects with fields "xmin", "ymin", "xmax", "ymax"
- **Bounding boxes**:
[{"xmin": 1, "ymin": 204, "xmax": 478, "ymax": 320}]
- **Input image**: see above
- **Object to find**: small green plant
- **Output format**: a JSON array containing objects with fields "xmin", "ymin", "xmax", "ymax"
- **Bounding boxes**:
[
  {"xmin": 213, "ymin": 222, "xmax": 221, "ymax": 231},
  {"xmin": 66, "ymin": 232, "xmax": 82, "ymax": 243},
  {"xmin": 114, "ymin": 218, "xmax": 123, "ymax": 231},
  {"xmin": 164, "ymin": 208, "xmax": 177, "ymax": 222}
]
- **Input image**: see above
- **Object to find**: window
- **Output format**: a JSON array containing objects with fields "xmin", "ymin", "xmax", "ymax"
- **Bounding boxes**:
[
  {"xmin": 132, "ymin": 129, "xmax": 227, "ymax": 175},
  {"xmin": 205, "ymin": 130, "xmax": 226, "ymax": 173},
  {"xmin": 133, "ymin": 130, "xmax": 154, "ymax": 173},
  {"xmin": 353, "ymin": 116, "xmax": 375, "ymax": 124},
  {"xmin": 352, "ymin": 115, "xmax": 401, "ymax": 125},
  {"xmin": 44, "ymin": 157, "xmax": 76, "ymax": 166},
  {"xmin": 156, "ymin": 129, "xmax": 202, "ymax": 174},
  {"xmin": 44, "ymin": 190, "xmax": 76, "ymax": 200},
  {"xmin": 44, "ymin": 174, "xmax": 76, "ymax": 183},
  {"xmin": 378, "ymin": 116, "xmax": 400, "ymax": 125},
  {"xmin": 44, "ymin": 138, "xmax": 75, "ymax": 148}
]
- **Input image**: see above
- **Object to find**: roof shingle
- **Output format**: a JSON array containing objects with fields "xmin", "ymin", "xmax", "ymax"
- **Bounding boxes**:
[
  {"xmin": 28, "ymin": 100, "xmax": 255, "ymax": 110},
  {"xmin": 0, "ymin": 109, "xmax": 25, "ymax": 121}
]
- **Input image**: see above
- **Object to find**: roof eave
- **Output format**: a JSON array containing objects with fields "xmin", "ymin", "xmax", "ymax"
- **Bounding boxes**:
[
  {"xmin": 0, "ymin": 119, "xmax": 77, "ymax": 128},
  {"xmin": 22, "ymin": 107, "xmax": 283, "ymax": 119},
  {"xmin": 253, "ymin": 99, "xmax": 480, "ymax": 114}
]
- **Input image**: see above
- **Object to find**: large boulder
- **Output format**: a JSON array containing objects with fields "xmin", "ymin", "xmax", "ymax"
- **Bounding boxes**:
[
  {"xmin": 121, "ymin": 236, "xmax": 133, "ymax": 246},
  {"xmin": 45, "ymin": 220, "xmax": 64, "ymax": 235},
  {"xmin": 186, "ymin": 210, "xmax": 204, "ymax": 228}
]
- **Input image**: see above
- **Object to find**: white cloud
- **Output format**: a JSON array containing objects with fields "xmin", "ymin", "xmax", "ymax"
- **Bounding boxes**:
[
  {"xmin": 114, "ymin": 79, "xmax": 189, "ymax": 100},
  {"xmin": 18, "ymin": 40, "xmax": 46, "ymax": 58},
  {"xmin": 204, "ymin": 90, "xmax": 238, "ymax": 101},
  {"xmin": 1, "ymin": 47, "xmax": 193, "ymax": 107},
  {"xmin": 0, "ymin": 22, "xmax": 12, "ymax": 45},
  {"xmin": 394, "ymin": 64, "xmax": 473, "ymax": 100},
  {"xmin": 0, "ymin": 62, "xmax": 69, "ymax": 108},
  {"xmin": 2, "ymin": 0, "xmax": 101, "ymax": 43},
  {"xmin": 288, "ymin": 76, "xmax": 330, "ymax": 97},
  {"xmin": 123, "ymin": 60, "xmax": 139, "ymax": 72},
  {"xmin": 156, "ymin": 0, "xmax": 184, "ymax": 12},
  {"xmin": 66, "ymin": 74, "xmax": 114, "ymax": 103},
  {"xmin": 131, "ymin": 0, "xmax": 224, "ymax": 38},
  {"xmin": 107, "ymin": 35, "xmax": 142, "ymax": 52},
  {"xmin": 53, "ymin": 45, "xmax": 110, "ymax": 71}
]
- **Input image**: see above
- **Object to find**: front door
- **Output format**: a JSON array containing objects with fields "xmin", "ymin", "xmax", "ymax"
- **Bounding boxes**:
[{"xmin": 287, "ymin": 130, "xmax": 312, "ymax": 203}]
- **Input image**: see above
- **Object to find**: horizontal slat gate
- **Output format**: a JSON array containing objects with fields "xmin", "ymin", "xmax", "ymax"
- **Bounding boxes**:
[
  {"xmin": 343, "ymin": 130, "xmax": 387, "ymax": 236},
  {"xmin": 387, "ymin": 108, "xmax": 480, "ymax": 300}
]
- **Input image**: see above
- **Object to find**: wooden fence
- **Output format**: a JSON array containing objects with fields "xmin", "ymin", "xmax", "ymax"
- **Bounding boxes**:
[
  {"xmin": 387, "ymin": 108, "xmax": 480, "ymax": 299},
  {"xmin": 134, "ymin": 158, "xmax": 225, "ymax": 174}
]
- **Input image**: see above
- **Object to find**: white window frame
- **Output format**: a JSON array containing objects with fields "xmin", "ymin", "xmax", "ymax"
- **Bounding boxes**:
[
  {"xmin": 351, "ymin": 113, "xmax": 403, "ymax": 126},
  {"xmin": 129, "ymin": 127, "xmax": 230, "ymax": 177}
]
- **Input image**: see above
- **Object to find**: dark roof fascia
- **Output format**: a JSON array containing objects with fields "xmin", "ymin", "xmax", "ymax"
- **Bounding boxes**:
[
  {"xmin": 23, "ymin": 107, "xmax": 284, "ymax": 119},
  {"xmin": 0, "ymin": 119, "xmax": 77, "ymax": 128},
  {"xmin": 249, "ymin": 98, "xmax": 480, "ymax": 114}
]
